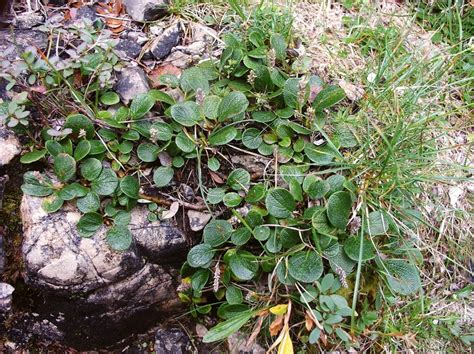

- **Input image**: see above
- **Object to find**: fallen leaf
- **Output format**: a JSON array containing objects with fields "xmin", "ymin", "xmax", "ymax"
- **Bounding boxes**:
[
  {"xmin": 161, "ymin": 201, "xmax": 179, "ymax": 219},
  {"xmin": 149, "ymin": 65, "xmax": 182, "ymax": 88},
  {"xmin": 304, "ymin": 311, "xmax": 313, "ymax": 331},
  {"xmin": 270, "ymin": 304, "xmax": 288, "ymax": 316},
  {"xmin": 277, "ymin": 324, "xmax": 294, "ymax": 354},
  {"xmin": 269, "ymin": 316, "xmax": 284, "ymax": 336},
  {"xmin": 209, "ymin": 171, "xmax": 224, "ymax": 184}
]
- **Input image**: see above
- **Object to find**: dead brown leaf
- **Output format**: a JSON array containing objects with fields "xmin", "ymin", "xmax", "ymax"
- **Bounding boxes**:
[
  {"xmin": 269, "ymin": 315, "xmax": 284, "ymax": 337},
  {"xmin": 209, "ymin": 171, "xmax": 224, "ymax": 184},
  {"xmin": 149, "ymin": 65, "xmax": 182, "ymax": 88}
]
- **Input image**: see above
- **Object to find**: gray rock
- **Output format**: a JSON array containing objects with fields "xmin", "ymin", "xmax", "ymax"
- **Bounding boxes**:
[
  {"xmin": 187, "ymin": 210, "xmax": 211, "ymax": 232},
  {"xmin": 0, "ymin": 229, "xmax": 5, "ymax": 275},
  {"xmin": 151, "ymin": 23, "xmax": 181, "ymax": 60},
  {"xmin": 123, "ymin": 0, "xmax": 169, "ymax": 22},
  {"xmin": 115, "ymin": 38, "xmax": 142, "ymax": 59},
  {"xmin": 12, "ymin": 12, "xmax": 44, "ymax": 29},
  {"xmin": 0, "ymin": 283, "xmax": 14, "ymax": 312},
  {"xmin": 20, "ymin": 192, "xmax": 188, "ymax": 346},
  {"xmin": 0, "ymin": 29, "xmax": 48, "ymax": 62},
  {"xmin": 0, "ymin": 175, "xmax": 8, "ymax": 210},
  {"xmin": 115, "ymin": 66, "xmax": 150, "ymax": 104},
  {"xmin": 0, "ymin": 129, "xmax": 21, "ymax": 167},
  {"xmin": 42, "ymin": 0, "xmax": 66, "ymax": 5},
  {"xmin": 155, "ymin": 328, "xmax": 191, "ymax": 354},
  {"xmin": 228, "ymin": 331, "xmax": 265, "ymax": 354},
  {"xmin": 75, "ymin": 6, "xmax": 97, "ymax": 23}
]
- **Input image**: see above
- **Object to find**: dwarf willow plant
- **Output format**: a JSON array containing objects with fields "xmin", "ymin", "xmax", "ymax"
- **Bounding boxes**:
[{"xmin": 16, "ymin": 8, "xmax": 422, "ymax": 350}]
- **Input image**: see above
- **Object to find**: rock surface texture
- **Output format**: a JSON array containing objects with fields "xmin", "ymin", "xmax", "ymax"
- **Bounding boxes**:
[
  {"xmin": 123, "ymin": 0, "xmax": 169, "ymax": 22},
  {"xmin": 151, "ymin": 22, "xmax": 181, "ymax": 59},
  {"xmin": 0, "ymin": 128, "xmax": 21, "ymax": 167},
  {"xmin": 155, "ymin": 328, "xmax": 191, "ymax": 353},
  {"xmin": 115, "ymin": 66, "xmax": 150, "ymax": 104},
  {"xmin": 0, "ymin": 29, "xmax": 48, "ymax": 61},
  {"xmin": 20, "ymin": 193, "xmax": 188, "ymax": 348}
]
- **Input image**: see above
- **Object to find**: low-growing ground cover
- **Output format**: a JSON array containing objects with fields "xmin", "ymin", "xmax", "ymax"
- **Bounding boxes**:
[{"xmin": 0, "ymin": 0, "xmax": 472, "ymax": 351}]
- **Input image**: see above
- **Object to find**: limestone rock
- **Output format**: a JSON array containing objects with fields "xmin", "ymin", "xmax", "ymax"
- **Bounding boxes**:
[
  {"xmin": 187, "ymin": 210, "xmax": 212, "ymax": 232},
  {"xmin": 12, "ymin": 12, "xmax": 44, "ymax": 29},
  {"xmin": 20, "ymin": 191, "xmax": 188, "ymax": 346},
  {"xmin": 151, "ymin": 23, "xmax": 181, "ymax": 60},
  {"xmin": 123, "ymin": 0, "xmax": 169, "ymax": 22},
  {"xmin": 115, "ymin": 38, "xmax": 142, "ymax": 59},
  {"xmin": 115, "ymin": 66, "xmax": 150, "ymax": 104},
  {"xmin": 0, "ymin": 29, "xmax": 48, "ymax": 62},
  {"xmin": 155, "ymin": 328, "xmax": 191, "ymax": 354},
  {"xmin": 0, "ymin": 283, "xmax": 14, "ymax": 312},
  {"xmin": 228, "ymin": 331, "xmax": 265, "ymax": 354},
  {"xmin": 0, "ymin": 129, "xmax": 21, "ymax": 167}
]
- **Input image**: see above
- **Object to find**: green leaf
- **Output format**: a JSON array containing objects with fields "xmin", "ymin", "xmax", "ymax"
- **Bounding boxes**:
[
  {"xmin": 130, "ymin": 93, "xmax": 155, "ymax": 119},
  {"xmin": 149, "ymin": 89, "xmax": 175, "ymax": 105},
  {"xmin": 208, "ymin": 126, "xmax": 238, "ymax": 146},
  {"xmin": 45, "ymin": 140, "xmax": 63, "ymax": 156},
  {"xmin": 153, "ymin": 166, "xmax": 174, "ymax": 187},
  {"xmin": 343, "ymin": 235, "xmax": 376, "ymax": 262},
  {"xmin": 203, "ymin": 310, "xmax": 253, "ymax": 343},
  {"xmin": 150, "ymin": 122, "xmax": 173, "ymax": 141},
  {"xmin": 120, "ymin": 176, "xmax": 140, "ymax": 199},
  {"xmin": 203, "ymin": 220, "xmax": 233, "ymax": 247},
  {"xmin": 231, "ymin": 227, "xmax": 251, "ymax": 246},
  {"xmin": 100, "ymin": 91, "xmax": 120, "ymax": 105},
  {"xmin": 283, "ymin": 78, "xmax": 299, "ymax": 108},
  {"xmin": 187, "ymin": 243, "xmax": 215, "ymax": 268},
  {"xmin": 229, "ymin": 251, "xmax": 259, "ymax": 281},
  {"xmin": 74, "ymin": 140, "xmax": 91, "ymax": 161},
  {"xmin": 21, "ymin": 172, "xmax": 54, "ymax": 197},
  {"xmin": 270, "ymin": 33, "xmax": 287, "ymax": 61},
  {"xmin": 307, "ymin": 180, "xmax": 330, "ymax": 199},
  {"xmin": 226, "ymin": 285, "xmax": 243, "ymax": 304},
  {"xmin": 217, "ymin": 91, "xmax": 248, "ymax": 120},
  {"xmin": 246, "ymin": 184, "xmax": 266, "ymax": 203},
  {"xmin": 137, "ymin": 143, "xmax": 159, "ymax": 162},
  {"xmin": 20, "ymin": 149, "xmax": 47, "ymax": 164},
  {"xmin": 80, "ymin": 158, "xmax": 102, "ymax": 181},
  {"xmin": 57, "ymin": 182, "xmax": 88, "ymax": 200},
  {"xmin": 252, "ymin": 111, "xmax": 276, "ymax": 123},
  {"xmin": 304, "ymin": 143, "xmax": 336, "ymax": 165},
  {"xmin": 54, "ymin": 153, "xmax": 76, "ymax": 182},
  {"xmin": 207, "ymin": 157, "xmax": 220, "ymax": 171},
  {"xmin": 326, "ymin": 191, "xmax": 352, "ymax": 229},
  {"xmin": 64, "ymin": 114, "xmax": 95, "ymax": 139},
  {"xmin": 265, "ymin": 188, "xmax": 295, "ymax": 218},
  {"xmin": 313, "ymin": 85, "xmax": 345, "ymax": 111},
  {"xmin": 365, "ymin": 210, "xmax": 389, "ymax": 236},
  {"xmin": 175, "ymin": 131, "xmax": 195, "ymax": 152},
  {"xmin": 227, "ymin": 168, "xmax": 250, "ymax": 191},
  {"xmin": 253, "ymin": 225, "xmax": 270, "ymax": 241},
  {"xmin": 41, "ymin": 193, "xmax": 64, "ymax": 213},
  {"xmin": 288, "ymin": 251, "xmax": 323, "ymax": 283},
  {"xmin": 171, "ymin": 101, "xmax": 201, "ymax": 127},
  {"xmin": 106, "ymin": 226, "xmax": 133, "ymax": 251},
  {"xmin": 191, "ymin": 268, "xmax": 210, "ymax": 292},
  {"xmin": 382, "ymin": 259, "xmax": 421, "ymax": 295},
  {"xmin": 77, "ymin": 192, "xmax": 100, "ymax": 213},
  {"xmin": 223, "ymin": 192, "xmax": 242, "ymax": 207},
  {"xmin": 113, "ymin": 210, "xmax": 131, "ymax": 226},
  {"xmin": 242, "ymin": 128, "xmax": 263, "ymax": 149},
  {"xmin": 91, "ymin": 168, "xmax": 118, "ymax": 196},
  {"xmin": 202, "ymin": 95, "xmax": 221, "ymax": 120},
  {"xmin": 76, "ymin": 212, "xmax": 103, "ymax": 237},
  {"xmin": 180, "ymin": 67, "xmax": 209, "ymax": 93},
  {"xmin": 206, "ymin": 188, "xmax": 225, "ymax": 204}
]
